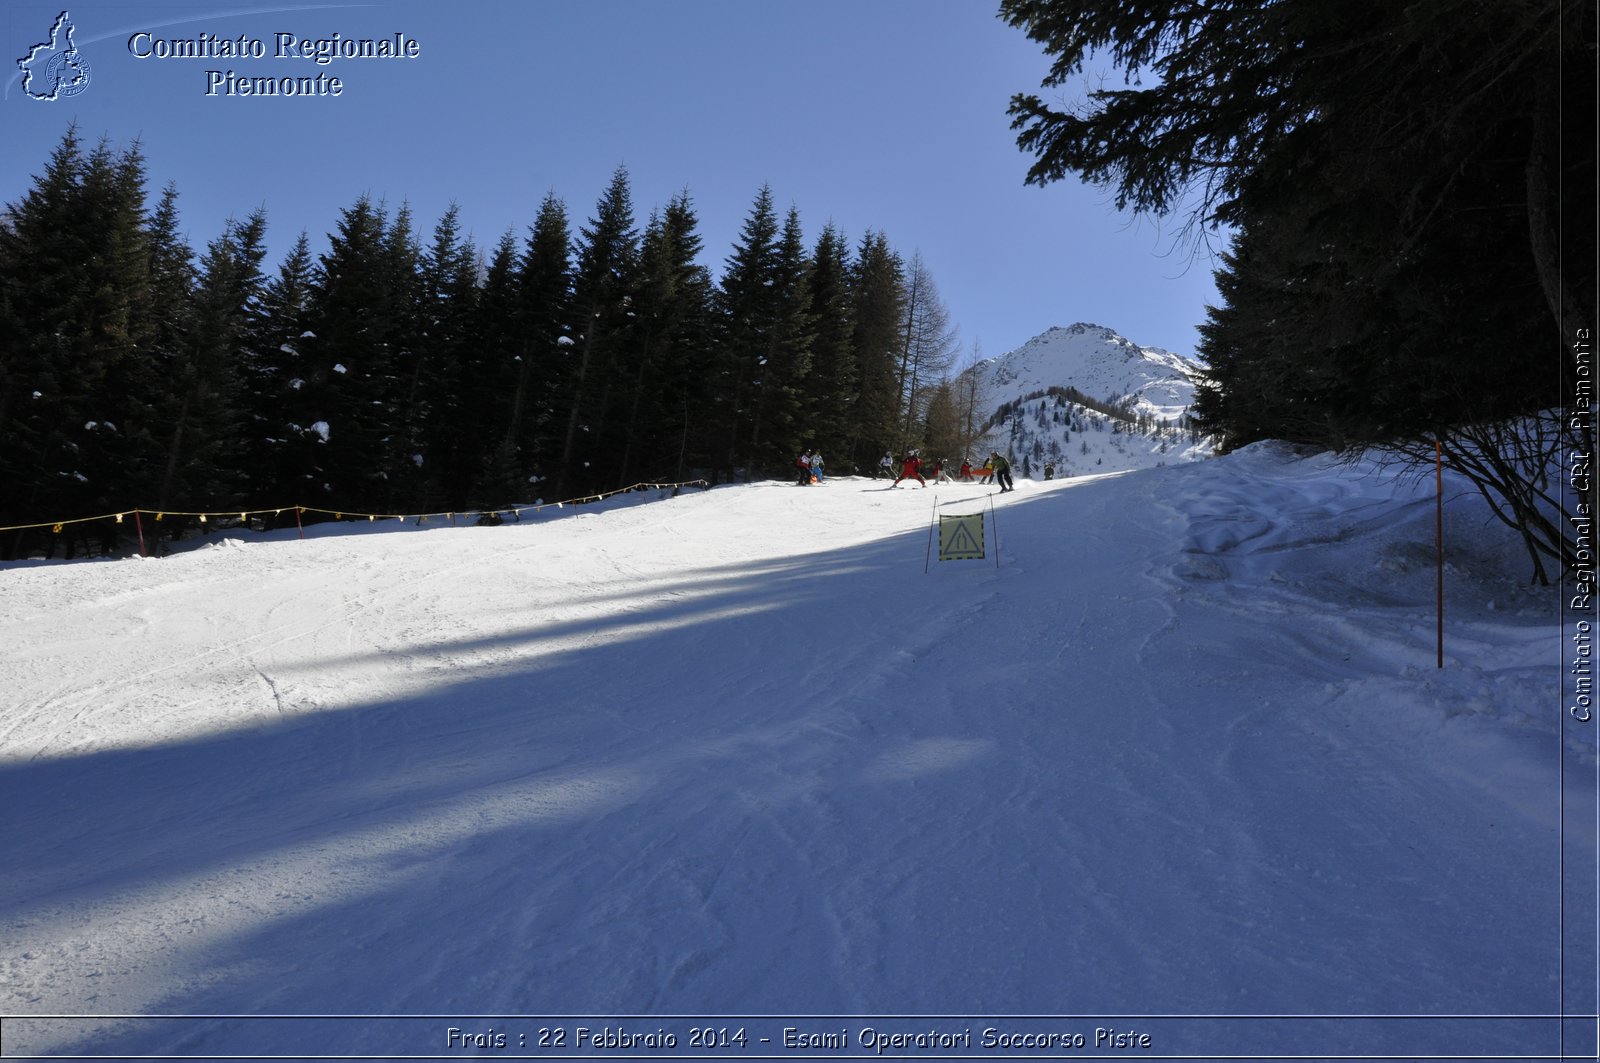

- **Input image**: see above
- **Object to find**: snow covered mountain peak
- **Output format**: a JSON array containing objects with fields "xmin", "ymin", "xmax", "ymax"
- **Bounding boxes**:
[
  {"xmin": 964, "ymin": 323, "xmax": 1212, "ymax": 479},
  {"xmin": 980, "ymin": 322, "xmax": 1203, "ymax": 419}
]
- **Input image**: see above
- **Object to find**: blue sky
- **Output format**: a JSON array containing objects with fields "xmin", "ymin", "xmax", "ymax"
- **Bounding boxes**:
[{"xmin": 3, "ymin": 0, "xmax": 1223, "ymax": 361}]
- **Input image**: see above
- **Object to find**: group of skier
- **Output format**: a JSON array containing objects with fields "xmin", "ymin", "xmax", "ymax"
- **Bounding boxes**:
[
  {"xmin": 880, "ymin": 450, "xmax": 1014, "ymax": 492},
  {"xmin": 798, "ymin": 446, "xmax": 1017, "ymax": 491},
  {"xmin": 795, "ymin": 449, "xmax": 826, "ymax": 485}
]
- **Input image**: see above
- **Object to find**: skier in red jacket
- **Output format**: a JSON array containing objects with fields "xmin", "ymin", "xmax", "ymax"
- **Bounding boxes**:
[{"xmin": 893, "ymin": 451, "xmax": 926, "ymax": 487}]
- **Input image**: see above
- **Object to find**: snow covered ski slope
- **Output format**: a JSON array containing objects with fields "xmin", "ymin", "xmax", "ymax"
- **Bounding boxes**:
[{"xmin": 1, "ymin": 444, "xmax": 1593, "ymax": 1059}]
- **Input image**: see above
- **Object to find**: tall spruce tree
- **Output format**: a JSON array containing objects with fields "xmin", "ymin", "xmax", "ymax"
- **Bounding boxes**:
[
  {"xmin": 247, "ymin": 231, "xmax": 315, "ymax": 509},
  {"xmin": 615, "ymin": 191, "xmax": 714, "ymax": 485},
  {"xmin": 711, "ymin": 185, "xmax": 782, "ymax": 480},
  {"xmin": 512, "ymin": 192, "xmax": 574, "ymax": 494},
  {"xmin": 123, "ymin": 183, "xmax": 195, "ymax": 508},
  {"xmin": 86, "ymin": 139, "xmax": 164, "ymax": 513},
  {"xmin": 805, "ymin": 223, "xmax": 857, "ymax": 466},
  {"xmin": 746, "ymin": 205, "xmax": 815, "ymax": 472},
  {"xmin": 156, "ymin": 209, "xmax": 268, "ymax": 510},
  {"xmin": 561, "ymin": 166, "xmax": 639, "ymax": 495},
  {"xmin": 847, "ymin": 230, "xmax": 906, "ymax": 466},
  {"xmin": 411, "ymin": 205, "xmax": 484, "ymax": 511},
  {"xmin": 712, "ymin": 188, "xmax": 817, "ymax": 479},
  {"xmin": 376, "ymin": 202, "xmax": 424, "ymax": 510},
  {"xmin": 299, "ymin": 195, "xmax": 399, "ymax": 511},
  {"xmin": 462, "ymin": 230, "xmax": 524, "ymax": 509}
]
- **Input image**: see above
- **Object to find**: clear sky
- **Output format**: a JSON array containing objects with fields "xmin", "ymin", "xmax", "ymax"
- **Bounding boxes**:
[{"xmin": 3, "ymin": 0, "xmax": 1223, "ymax": 361}]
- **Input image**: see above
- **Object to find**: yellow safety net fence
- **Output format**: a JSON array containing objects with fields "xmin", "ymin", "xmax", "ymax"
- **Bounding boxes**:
[{"xmin": 0, "ymin": 479, "xmax": 711, "ymax": 539}]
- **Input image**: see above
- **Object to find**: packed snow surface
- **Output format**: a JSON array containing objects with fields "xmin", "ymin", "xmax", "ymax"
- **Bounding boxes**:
[{"xmin": 0, "ymin": 445, "xmax": 1592, "ymax": 1059}]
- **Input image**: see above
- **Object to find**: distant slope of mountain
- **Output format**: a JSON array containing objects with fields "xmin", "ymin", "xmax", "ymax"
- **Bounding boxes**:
[{"xmin": 965, "ymin": 323, "xmax": 1213, "ymax": 479}]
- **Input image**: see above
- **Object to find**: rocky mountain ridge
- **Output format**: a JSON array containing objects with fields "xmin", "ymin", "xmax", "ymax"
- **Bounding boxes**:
[{"xmin": 966, "ymin": 323, "xmax": 1213, "ymax": 479}]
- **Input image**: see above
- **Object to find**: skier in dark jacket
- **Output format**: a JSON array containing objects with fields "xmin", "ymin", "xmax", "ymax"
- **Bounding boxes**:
[{"xmin": 992, "ymin": 452, "xmax": 1014, "ymax": 493}]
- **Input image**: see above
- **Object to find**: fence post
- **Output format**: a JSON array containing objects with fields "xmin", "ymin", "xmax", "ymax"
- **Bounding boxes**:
[{"xmin": 1436, "ymin": 440, "xmax": 1444, "ymax": 669}]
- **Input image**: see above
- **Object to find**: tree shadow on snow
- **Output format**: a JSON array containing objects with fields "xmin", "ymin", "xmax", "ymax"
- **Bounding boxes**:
[
  {"xmin": 0, "ymin": 476, "xmax": 1575, "ymax": 1059},
  {"xmin": 0, "ymin": 517, "xmax": 1036, "ymax": 1056}
]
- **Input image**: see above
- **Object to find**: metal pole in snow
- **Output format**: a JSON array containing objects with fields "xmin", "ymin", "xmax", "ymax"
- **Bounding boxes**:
[
  {"xmin": 990, "ymin": 493, "xmax": 1000, "ymax": 570},
  {"xmin": 924, "ymin": 493, "xmax": 937, "ymax": 573},
  {"xmin": 134, "ymin": 510, "xmax": 147, "ymax": 558},
  {"xmin": 1436, "ymin": 439, "xmax": 1444, "ymax": 669}
]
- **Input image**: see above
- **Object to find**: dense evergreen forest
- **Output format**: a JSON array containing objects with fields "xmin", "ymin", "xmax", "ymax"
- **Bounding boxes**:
[
  {"xmin": 1002, "ymin": 0, "xmax": 1596, "ymax": 582},
  {"xmin": 9, "ymin": 0, "xmax": 1593, "ymax": 579},
  {"xmin": 0, "ymin": 128, "xmax": 972, "ymax": 557}
]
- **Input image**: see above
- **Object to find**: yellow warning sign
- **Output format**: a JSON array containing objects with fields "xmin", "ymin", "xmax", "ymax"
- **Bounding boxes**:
[{"xmin": 939, "ymin": 513, "xmax": 985, "ymax": 561}]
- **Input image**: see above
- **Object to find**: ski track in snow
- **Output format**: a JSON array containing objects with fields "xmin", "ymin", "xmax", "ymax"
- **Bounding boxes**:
[{"xmin": 0, "ymin": 452, "xmax": 1589, "ymax": 1058}]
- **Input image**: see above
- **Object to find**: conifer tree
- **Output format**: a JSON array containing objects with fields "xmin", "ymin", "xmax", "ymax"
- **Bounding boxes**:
[
  {"xmin": 711, "ymin": 184, "xmax": 782, "ymax": 480},
  {"xmin": 804, "ymin": 223, "xmax": 856, "ymax": 464},
  {"xmin": 847, "ymin": 230, "xmax": 905, "ymax": 466},
  {"xmin": 299, "ymin": 195, "xmax": 398, "ymax": 511},
  {"xmin": 248, "ymin": 231, "xmax": 315, "ymax": 508},
  {"xmin": 156, "ymin": 209, "xmax": 268, "ymax": 510},
  {"xmin": 67, "ymin": 140, "xmax": 159, "ymax": 524},
  {"xmin": 561, "ymin": 166, "xmax": 638, "ymax": 495},
  {"xmin": 411, "ymin": 205, "xmax": 484, "ymax": 511},
  {"xmin": 511, "ymin": 192, "xmax": 574, "ymax": 493},
  {"xmin": 461, "ymin": 230, "xmax": 525, "ymax": 509},
  {"xmin": 113, "ymin": 180, "xmax": 193, "ymax": 511},
  {"xmin": 744, "ymin": 205, "xmax": 816, "ymax": 473},
  {"xmin": 376, "ymin": 202, "xmax": 424, "ymax": 509},
  {"xmin": 615, "ymin": 190, "xmax": 714, "ymax": 485},
  {"xmin": 711, "ymin": 188, "xmax": 817, "ymax": 479}
]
